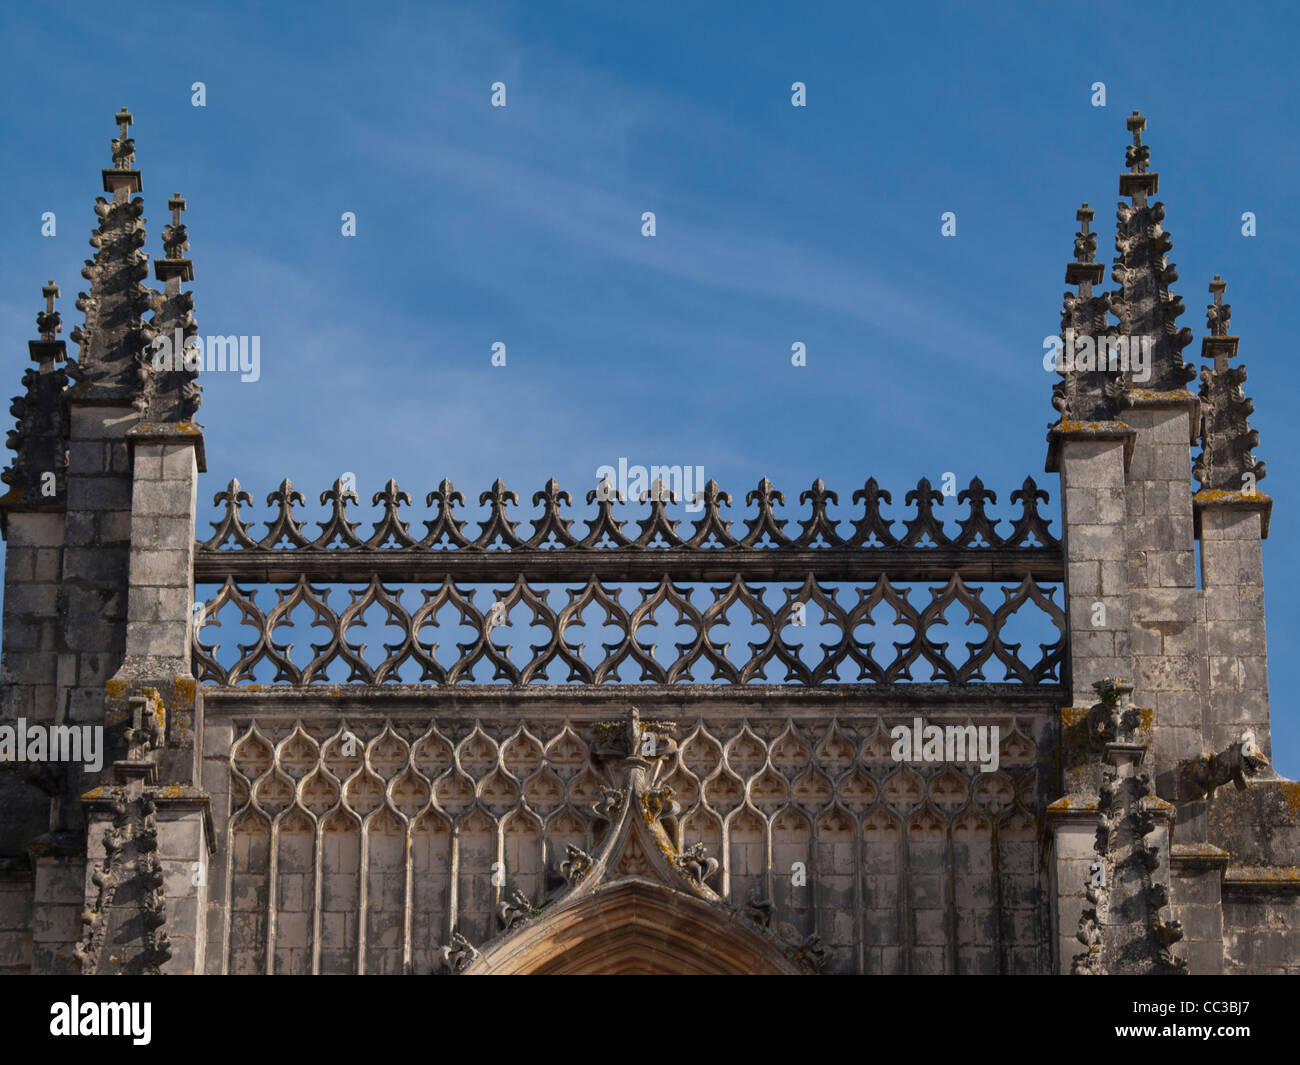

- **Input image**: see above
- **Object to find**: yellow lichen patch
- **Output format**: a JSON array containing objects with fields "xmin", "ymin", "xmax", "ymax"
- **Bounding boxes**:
[
  {"xmin": 1057, "ymin": 420, "xmax": 1130, "ymax": 432},
  {"xmin": 105, "ymin": 678, "xmax": 128, "ymax": 698},
  {"xmin": 153, "ymin": 784, "xmax": 202, "ymax": 801},
  {"xmin": 1060, "ymin": 707, "xmax": 1089, "ymax": 727},
  {"xmin": 1128, "ymin": 388, "xmax": 1195, "ymax": 403},
  {"xmin": 1135, "ymin": 706, "xmax": 1154, "ymax": 742},
  {"xmin": 1194, "ymin": 489, "xmax": 1272, "ymax": 505},
  {"xmin": 1279, "ymin": 782, "xmax": 1300, "ymax": 818},
  {"xmin": 174, "ymin": 676, "xmax": 196, "ymax": 701},
  {"xmin": 1058, "ymin": 707, "xmax": 1093, "ymax": 770},
  {"xmin": 1046, "ymin": 796, "xmax": 1099, "ymax": 812}
]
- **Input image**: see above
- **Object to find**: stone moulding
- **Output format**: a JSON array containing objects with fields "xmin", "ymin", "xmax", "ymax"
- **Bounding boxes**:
[
  {"xmin": 1192, "ymin": 488, "xmax": 1272, "ymax": 540},
  {"xmin": 1044, "ymin": 422, "xmax": 1137, "ymax": 474},
  {"xmin": 460, "ymin": 878, "xmax": 808, "ymax": 975}
]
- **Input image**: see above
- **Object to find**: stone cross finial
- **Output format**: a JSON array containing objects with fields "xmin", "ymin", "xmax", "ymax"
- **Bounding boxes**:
[
  {"xmin": 163, "ymin": 193, "xmax": 190, "ymax": 261},
  {"xmin": 1064, "ymin": 202, "xmax": 1104, "ymax": 301},
  {"xmin": 1126, "ymin": 111, "xmax": 1149, "ymax": 173},
  {"xmin": 36, "ymin": 281, "xmax": 60, "ymax": 342},
  {"xmin": 1073, "ymin": 203, "xmax": 1096, "ymax": 263},
  {"xmin": 112, "ymin": 107, "xmax": 135, "ymax": 169},
  {"xmin": 1207, "ymin": 276, "xmax": 1231, "ymax": 360}
]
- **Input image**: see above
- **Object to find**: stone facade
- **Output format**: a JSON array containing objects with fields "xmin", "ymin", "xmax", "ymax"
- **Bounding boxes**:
[{"xmin": 0, "ymin": 110, "xmax": 1296, "ymax": 975}]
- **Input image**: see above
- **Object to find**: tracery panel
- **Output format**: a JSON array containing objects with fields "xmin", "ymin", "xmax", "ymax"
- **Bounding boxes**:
[{"xmin": 218, "ymin": 711, "xmax": 1051, "ymax": 974}]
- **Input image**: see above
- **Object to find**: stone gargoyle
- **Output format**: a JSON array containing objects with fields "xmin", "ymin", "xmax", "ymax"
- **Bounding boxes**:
[{"xmin": 1182, "ymin": 729, "xmax": 1269, "ymax": 800}]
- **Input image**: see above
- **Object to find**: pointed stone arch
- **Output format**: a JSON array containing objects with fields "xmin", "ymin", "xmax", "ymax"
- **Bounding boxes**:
[{"xmin": 463, "ymin": 878, "xmax": 804, "ymax": 975}]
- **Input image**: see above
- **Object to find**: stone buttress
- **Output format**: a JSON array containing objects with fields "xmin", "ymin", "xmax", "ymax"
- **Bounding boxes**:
[
  {"xmin": 1047, "ymin": 113, "xmax": 1300, "ymax": 975},
  {"xmin": 0, "ymin": 110, "xmax": 212, "ymax": 974}
]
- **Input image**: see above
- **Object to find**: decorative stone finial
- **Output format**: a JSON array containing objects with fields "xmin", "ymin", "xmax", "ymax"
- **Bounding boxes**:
[
  {"xmin": 146, "ymin": 182, "xmax": 203, "ymax": 422},
  {"xmin": 36, "ymin": 281, "xmax": 61, "ymax": 346},
  {"xmin": 1054, "ymin": 204, "xmax": 1118, "ymax": 422},
  {"xmin": 1194, "ymin": 275, "xmax": 1267, "ymax": 513},
  {"xmin": 1111, "ymin": 112, "xmax": 1192, "ymax": 393},
  {"xmin": 1064, "ymin": 202, "xmax": 1106, "ymax": 293},
  {"xmin": 1085, "ymin": 678, "xmax": 1143, "ymax": 749},
  {"xmin": 112, "ymin": 107, "xmax": 135, "ymax": 170},
  {"xmin": 101, "ymin": 106, "xmax": 143, "ymax": 198},
  {"xmin": 1, "ymin": 283, "xmax": 69, "ymax": 510},
  {"xmin": 162, "ymin": 194, "xmax": 189, "ymax": 261},
  {"xmin": 1125, "ymin": 111, "xmax": 1149, "ymax": 173},
  {"xmin": 1074, "ymin": 204, "xmax": 1097, "ymax": 263},
  {"xmin": 1207, "ymin": 274, "xmax": 1231, "ymax": 345},
  {"xmin": 73, "ymin": 105, "xmax": 151, "ymax": 397}
]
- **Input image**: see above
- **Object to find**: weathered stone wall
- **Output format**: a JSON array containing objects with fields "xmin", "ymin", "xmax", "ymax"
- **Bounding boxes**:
[
  {"xmin": 0, "ymin": 510, "xmax": 65, "ymax": 854},
  {"xmin": 1170, "ymin": 852, "xmax": 1227, "ymax": 975},
  {"xmin": 0, "ymin": 862, "xmax": 33, "ymax": 974},
  {"xmin": 1057, "ymin": 437, "xmax": 1132, "ymax": 708},
  {"xmin": 1199, "ymin": 507, "xmax": 1270, "ymax": 761},
  {"xmin": 1122, "ymin": 405, "xmax": 1205, "ymax": 806},
  {"xmin": 60, "ymin": 404, "xmax": 135, "ymax": 764},
  {"xmin": 1223, "ymin": 887, "xmax": 1300, "ymax": 974}
]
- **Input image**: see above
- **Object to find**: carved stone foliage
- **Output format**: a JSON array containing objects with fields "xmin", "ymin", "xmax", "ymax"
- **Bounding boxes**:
[
  {"xmin": 76, "ymin": 786, "xmax": 172, "ymax": 976},
  {"xmin": 198, "ymin": 474, "xmax": 1059, "ymax": 554},
  {"xmin": 194, "ymin": 572, "xmax": 1064, "ymax": 687},
  {"xmin": 435, "ymin": 931, "xmax": 478, "ymax": 974},
  {"xmin": 223, "ymin": 713, "xmax": 1046, "ymax": 975},
  {"xmin": 1073, "ymin": 765, "xmax": 1184, "ymax": 975},
  {"xmin": 1070, "ymin": 681, "xmax": 1184, "ymax": 976}
]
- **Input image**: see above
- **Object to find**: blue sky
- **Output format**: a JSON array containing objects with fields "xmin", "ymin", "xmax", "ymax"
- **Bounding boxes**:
[{"xmin": 1, "ymin": 1, "xmax": 1297, "ymax": 772}]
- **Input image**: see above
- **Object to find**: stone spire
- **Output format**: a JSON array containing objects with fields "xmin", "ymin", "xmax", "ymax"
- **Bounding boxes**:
[
  {"xmin": 1109, "ymin": 112, "xmax": 1195, "ymax": 397},
  {"xmin": 67, "ymin": 108, "xmax": 153, "ymax": 407},
  {"xmin": 0, "ymin": 282, "xmax": 69, "ymax": 511},
  {"xmin": 1193, "ymin": 276, "xmax": 1266, "ymax": 500},
  {"xmin": 144, "ymin": 193, "xmax": 203, "ymax": 421},
  {"xmin": 1052, "ymin": 204, "xmax": 1121, "ymax": 422}
]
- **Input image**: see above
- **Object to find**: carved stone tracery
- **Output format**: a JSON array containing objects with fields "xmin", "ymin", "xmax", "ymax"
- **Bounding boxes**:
[
  {"xmin": 224, "ymin": 710, "xmax": 1047, "ymax": 975},
  {"xmin": 193, "ymin": 571, "xmax": 1064, "ymax": 687}
]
